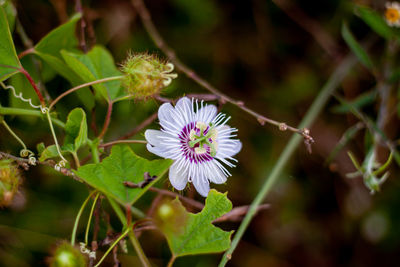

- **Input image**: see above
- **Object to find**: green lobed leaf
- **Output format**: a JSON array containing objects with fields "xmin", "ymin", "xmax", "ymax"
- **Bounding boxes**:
[
  {"xmin": 355, "ymin": 5, "xmax": 394, "ymax": 40},
  {"xmin": 61, "ymin": 45, "xmax": 125, "ymax": 101},
  {"xmin": 36, "ymin": 142, "xmax": 45, "ymax": 154},
  {"xmin": 35, "ymin": 13, "xmax": 81, "ymax": 57},
  {"xmin": 342, "ymin": 22, "xmax": 374, "ymax": 70},
  {"xmin": 39, "ymin": 145, "xmax": 60, "ymax": 162},
  {"xmin": 8, "ymin": 56, "xmax": 56, "ymax": 112},
  {"xmin": 1, "ymin": 0, "xmax": 16, "ymax": 32},
  {"xmin": 159, "ymin": 189, "xmax": 233, "ymax": 257},
  {"xmin": 74, "ymin": 145, "xmax": 172, "ymax": 205},
  {"xmin": 0, "ymin": 6, "xmax": 21, "ymax": 81},
  {"xmin": 33, "ymin": 13, "xmax": 95, "ymax": 110},
  {"xmin": 63, "ymin": 108, "xmax": 88, "ymax": 153}
]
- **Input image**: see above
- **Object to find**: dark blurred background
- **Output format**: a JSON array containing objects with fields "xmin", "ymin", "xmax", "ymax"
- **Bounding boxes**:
[{"xmin": 1, "ymin": 0, "xmax": 400, "ymax": 266}]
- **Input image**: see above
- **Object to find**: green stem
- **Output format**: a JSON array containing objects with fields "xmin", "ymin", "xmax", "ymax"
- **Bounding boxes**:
[
  {"xmin": 0, "ymin": 106, "xmax": 65, "ymax": 128},
  {"xmin": 49, "ymin": 76, "xmax": 123, "ymax": 110},
  {"xmin": 72, "ymin": 152, "xmax": 81, "ymax": 169},
  {"xmin": 218, "ymin": 54, "xmax": 357, "ymax": 266},
  {"xmin": 130, "ymin": 205, "xmax": 146, "ymax": 219},
  {"xmin": 112, "ymin": 95, "xmax": 134, "ymax": 103},
  {"xmin": 2, "ymin": 120, "xmax": 27, "ymax": 150},
  {"xmin": 46, "ymin": 110, "xmax": 67, "ymax": 163},
  {"xmin": 71, "ymin": 191, "xmax": 97, "ymax": 246},
  {"xmin": 107, "ymin": 197, "xmax": 151, "ymax": 267},
  {"xmin": 89, "ymin": 140, "xmax": 100, "ymax": 164},
  {"xmin": 167, "ymin": 255, "xmax": 176, "ymax": 267},
  {"xmin": 94, "ymin": 227, "xmax": 131, "ymax": 267},
  {"xmin": 85, "ymin": 192, "xmax": 101, "ymax": 245}
]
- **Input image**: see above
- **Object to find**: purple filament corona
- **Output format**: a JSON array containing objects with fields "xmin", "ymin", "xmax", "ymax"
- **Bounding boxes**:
[{"xmin": 178, "ymin": 122, "xmax": 214, "ymax": 164}]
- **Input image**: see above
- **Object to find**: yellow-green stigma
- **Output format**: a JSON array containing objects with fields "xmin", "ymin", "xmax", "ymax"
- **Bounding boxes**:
[{"xmin": 188, "ymin": 122, "xmax": 218, "ymax": 157}]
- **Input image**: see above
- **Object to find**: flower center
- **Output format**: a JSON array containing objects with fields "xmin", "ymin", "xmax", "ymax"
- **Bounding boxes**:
[
  {"xmin": 188, "ymin": 122, "xmax": 218, "ymax": 157},
  {"xmin": 386, "ymin": 8, "xmax": 400, "ymax": 23},
  {"xmin": 178, "ymin": 121, "xmax": 218, "ymax": 164}
]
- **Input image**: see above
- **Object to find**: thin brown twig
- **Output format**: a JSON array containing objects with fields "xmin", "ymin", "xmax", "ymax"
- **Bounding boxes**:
[
  {"xmin": 146, "ymin": 193, "xmax": 163, "ymax": 217},
  {"xmin": 130, "ymin": 0, "xmax": 314, "ymax": 148},
  {"xmin": 120, "ymin": 112, "xmax": 158, "ymax": 140},
  {"xmin": 98, "ymin": 101, "xmax": 113, "ymax": 140},
  {"xmin": 154, "ymin": 93, "xmax": 219, "ymax": 103},
  {"xmin": 213, "ymin": 204, "xmax": 270, "ymax": 223},
  {"xmin": 0, "ymin": 151, "xmax": 79, "ymax": 179},
  {"xmin": 124, "ymin": 181, "xmax": 205, "ymax": 210},
  {"xmin": 148, "ymin": 186, "xmax": 205, "ymax": 209},
  {"xmin": 75, "ymin": 0, "xmax": 88, "ymax": 53}
]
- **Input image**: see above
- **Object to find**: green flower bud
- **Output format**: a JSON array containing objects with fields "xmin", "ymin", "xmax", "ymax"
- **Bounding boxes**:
[
  {"xmin": 48, "ymin": 242, "xmax": 87, "ymax": 267},
  {"xmin": 0, "ymin": 159, "xmax": 21, "ymax": 207},
  {"xmin": 121, "ymin": 53, "xmax": 177, "ymax": 100}
]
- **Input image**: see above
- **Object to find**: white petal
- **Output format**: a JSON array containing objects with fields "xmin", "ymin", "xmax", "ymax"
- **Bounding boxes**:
[
  {"xmin": 145, "ymin": 129, "xmax": 164, "ymax": 146},
  {"xmin": 146, "ymin": 143, "xmax": 168, "ymax": 158},
  {"xmin": 196, "ymin": 104, "xmax": 217, "ymax": 123},
  {"xmin": 206, "ymin": 161, "xmax": 227, "ymax": 184},
  {"xmin": 158, "ymin": 103, "xmax": 182, "ymax": 132},
  {"xmin": 217, "ymin": 140, "xmax": 242, "ymax": 158},
  {"xmin": 158, "ymin": 102, "xmax": 175, "ymax": 123},
  {"xmin": 175, "ymin": 97, "xmax": 194, "ymax": 125},
  {"xmin": 169, "ymin": 160, "xmax": 189, "ymax": 190},
  {"xmin": 191, "ymin": 165, "xmax": 210, "ymax": 197}
]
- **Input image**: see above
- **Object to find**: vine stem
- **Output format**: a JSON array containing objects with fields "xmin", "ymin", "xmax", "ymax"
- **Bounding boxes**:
[
  {"xmin": 48, "ymin": 76, "xmax": 123, "ymax": 110},
  {"xmin": 85, "ymin": 192, "xmax": 101, "ymax": 245},
  {"xmin": 72, "ymin": 152, "xmax": 81, "ymax": 169},
  {"xmin": 18, "ymin": 67, "xmax": 46, "ymax": 107},
  {"xmin": 167, "ymin": 255, "xmax": 176, "ymax": 267},
  {"xmin": 45, "ymin": 110, "xmax": 68, "ymax": 163},
  {"xmin": 71, "ymin": 190, "xmax": 97, "ymax": 246},
  {"xmin": 0, "ymin": 107, "xmax": 65, "ymax": 128},
  {"xmin": 98, "ymin": 101, "xmax": 113, "ymax": 140},
  {"xmin": 218, "ymin": 54, "xmax": 357, "ymax": 266},
  {"xmin": 17, "ymin": 47, "xmax": 34, "ymax": 59},
  {"xmin": 99, "ymin": 140, "xmax": 147, "ymax": 148},
  {"xmin": 108, "ymin": 197, "xmax": 151, "ymax": 267},
  {"xmin": 93, "ymin": 228, "xmax": 131, "ymax": 267},
  {"xmin": 1, "ymin": 120, "xmax": 27, "ymax": 151},
  {"xmin": 130, "ymin": 0, "xmax": 313, "ymax": 144}
]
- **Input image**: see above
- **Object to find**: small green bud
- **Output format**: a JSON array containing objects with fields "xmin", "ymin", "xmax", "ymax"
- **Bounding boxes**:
[
  {"xmin": 0, "ymin": 159, "xmax": 21, "ymax": 207},
  {"xmin": 121, "ymin": 53, "xmax": 177, "ymax": 100},
  {"xmin": 48, "ymin": 241, "xmax": 87, "ymax": 267}
]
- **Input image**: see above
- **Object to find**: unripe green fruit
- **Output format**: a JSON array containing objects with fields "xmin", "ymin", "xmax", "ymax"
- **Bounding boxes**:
[
  {"xmin": 0, "ymin": 159, "xmax": 21, "ymax": 207},
  {"xmin": 49, "ymin": 242, "xmax": 86, "ymax": 267},
  {"xmin": 121, "ymin": 53, "xmax": 177, "ymax": 99}
]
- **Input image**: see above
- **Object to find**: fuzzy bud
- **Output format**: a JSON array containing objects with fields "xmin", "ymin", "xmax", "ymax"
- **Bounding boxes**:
[
  {"xmin": 48, "ymin": 242, "xmax": 87, "ymax": 267},
  {"xmin": 121, "ymin": 53, "xmax": 177, "ymax": 99},
  {"xmin": 0, "ymin": 159, "xmax": 21, "ymax": 207}
]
